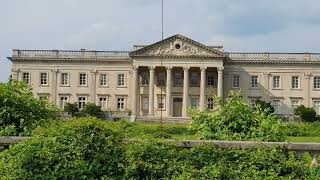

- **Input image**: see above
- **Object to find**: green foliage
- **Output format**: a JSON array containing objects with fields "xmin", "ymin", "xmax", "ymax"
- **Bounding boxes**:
[
  {"xmin": 255, "ymin": 99, "xmax": 274, "ymax": 114},
  {"xmin": 124, "ymin": 141, "xmax": 306, "ymax": 179},
  {"xmin": 64, "ymin": 102, "xmax": 79, "ymax": 117},
  {"xmin": 190, "ymin": 91, "xmax": 285, "ymax": 141},
  {"xmin": 0, "ymin": 81, "xmax": 57, "ymax": 134},
  {"xmin": 0, "ymin": 118, "xmax": 125, "ymax": 179},
  {"xmin": 294, "ymin": 105, "xmax": 317, "ymax": 122},
  {"xmin": 81, "ymin": 103, "xmax": 102, "ymax": 117},
  {"xmin": 282, "ymin": 121, "xmax": 320, "ymax": 137}
]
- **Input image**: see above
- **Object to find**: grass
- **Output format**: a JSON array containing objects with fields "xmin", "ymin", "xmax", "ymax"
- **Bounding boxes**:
[{"xmin": 287, "ymin": 136, "xmax": 320, "ymax": 143}]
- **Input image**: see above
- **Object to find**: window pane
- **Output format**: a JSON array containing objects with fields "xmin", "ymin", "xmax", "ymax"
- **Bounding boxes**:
[
  {"xmin": 314, "ymin": 77, "xmax": 320, "ymax": 89},
  {"xmin": 232, "ymin": 75, "xmax": 240, "ymax": 88},
  {"xmin": 291, "ymin": 76, "xmax": 299, "ymax": 89},
  {"xmin": 79, "ymin": 73, "xmax": 87, "ymax": 86},
  {"xmin": 251, "ymin": 76, "xmax": 258, "ymax": 88},
  {"xmin": 273, "ymin": 76, "xmax": 280, "ymax": 88},
  {"xmin": 118, "ymin": 74, "xmax": 125, "ymax": 86}
]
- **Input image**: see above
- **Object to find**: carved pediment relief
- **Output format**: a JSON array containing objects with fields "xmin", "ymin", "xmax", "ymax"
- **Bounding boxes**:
[{"xmin": 130, "ymin": 34, "xmax": 225, "ymax": 58}]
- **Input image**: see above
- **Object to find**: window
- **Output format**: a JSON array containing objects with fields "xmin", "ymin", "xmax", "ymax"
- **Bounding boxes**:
[
  {"xmin": 79, "ymin": 73, "xmax": 87, "ymax": 86},
  {"xmin": 99, "ymin": 97, "xmax": 108, "ymax": 110},
  {"xmin": 174, "ymin": 72, "xmax": 182, "ymax": 87},
  {"xmin": 117, "ymin": 97, "xmax": 125, "ymax": 110},
  {"xmin": 157, "ymin": 72, "xmax": 165, "ymax": 86},
  {"xmin": 314, "ymin": 76, "xmax": 320, "ymax": 89},
  {"xmin": 314, "ymin": 101, "xmax": 320, "ymax": 115},
  {"xmin": 291, "ymin": 76, "xmax": 299, "ymax": 89},
  {"xmin": 142, "ymin": 97, "xmax": 149, "ymax": 110},
  {"xmin": 117, "ymin": 74, "xmax": 125, "ymax": 87},
  {"xmin": 191, "ymin": 97, "xmax": 199, "ymax": 109},
  {"xmin": 291, "ymin": 99, "xmax": 300, "ymax": 112},
  {"xmin": 100, "ymin": 73, "xmax": 108, "ymax": 86},
  {"xmin": 190, "ymin": 72, "xmax": 198, "ymax": 86},
  {"xmin": 78, "ymin": 96, "xmax": 86, "ymax": 110},
  {"xmin": 273, "ymin": 76, "xmax": 280, "ymax": 89},
  {"xmin": 61, "ymin": 73, "xmax": 69, "ymax": 86},
  {"xmin": 251, "ymin": 75, "xmax": 258, "ymax": 88},
  {"xmin": 141, "ymin": 72, "xmax": 149, "ymax": 86},
  {"xmin": 207, "ymin": 98, "xmax": 214, "ymax": 110},
  {"xmin": 40, "ymin": 72, "xmax": 48, "ymax": 85},
  {"xmin": 59, "ymin": 96, "xmax": 68, "ymax": 109},
  {"xmin": 271, "ymin": 99, "xmax": 281, "ymax": 114},
  {"xmin": 157, "ymin": 95, "xmax": 166, "ymax": 110},
  {"xmin": 207, "ymin": 73, "xmax": 215, "ymax": 86},
  {"xmin": 22, "ymin": 72, "xmax": 30, "ymax": 84},
  {"xmin": 232, "ymin": 75, "xmax": 240, "ymax": 88}
]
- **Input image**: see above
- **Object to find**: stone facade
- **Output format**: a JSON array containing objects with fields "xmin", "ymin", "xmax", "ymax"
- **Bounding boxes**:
[{"xmin": 7, "ymin": 34, "xmax": 320, "ymax": 119}]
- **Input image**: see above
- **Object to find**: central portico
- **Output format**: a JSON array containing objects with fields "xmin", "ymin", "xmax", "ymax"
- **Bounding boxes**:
[{"xmin": 130, "ymin": 34, "xmax": 225, "ymax": 117}]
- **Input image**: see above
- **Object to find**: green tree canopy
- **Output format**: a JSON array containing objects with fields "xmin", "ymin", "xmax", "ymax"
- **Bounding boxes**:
[{"xmin": 0, "ymin": 81, "xmax": 57, "ymax": 134}]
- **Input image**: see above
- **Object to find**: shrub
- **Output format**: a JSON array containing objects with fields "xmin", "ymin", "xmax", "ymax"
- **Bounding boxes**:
[
  {"xmin": 255, "ymin": 99, "xmax": 274, "ymax": 114},
  {"xmin": 294, "ymin": 105, "xmax": 317, "ymax": 122},
  {"xmin": 125, "ymin": 141, "xmax": 306, "ymax": 179},
  {"xmin": 64, "ymin": 102, "xmax": 79, "ymax": 117},
  {"xmin": 0, "ymin": 81, "xmax": 57, "ymax": 134},
  {"xmin": 81, "ymin": 103, "xmax": 102, "ymax": 117},
  {"xmin": 0, "ymin": 118, "xmax": 125, "ymax": 179},
  {"xmin": 190, "ymin": 91, "xmax": 285, "ymax": 141}
]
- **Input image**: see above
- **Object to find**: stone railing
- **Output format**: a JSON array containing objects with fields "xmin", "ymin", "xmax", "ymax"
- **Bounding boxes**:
[
  {"xmin": 1, "ymin": 137, "xmax": 320, "ymax": 166},
  {"xmin": 12, "ymin": 49, "xmax": 130, "ymax": 58},
  {"xmin": 226, "ymin": 52, "xmax": 320, "ymax": 61}
]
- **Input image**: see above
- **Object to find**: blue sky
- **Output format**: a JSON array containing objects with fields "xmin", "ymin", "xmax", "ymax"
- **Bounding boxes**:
[{"xmin": 1, "ymin": 0, "xmax": 320, "ymax": 82}]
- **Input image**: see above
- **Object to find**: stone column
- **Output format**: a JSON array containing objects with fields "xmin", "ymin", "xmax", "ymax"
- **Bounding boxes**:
[
  {"xmin": 199, "ymin": 67, "xmax": 207, "ymax": 111},
  {"xmin": 263, "ymin": 72, "xmax": 271, "ymax": 102},
  {"xmin": 148, "ymin": 66, "xmax": 155, "ymax": 116},
  {"xmin": 90, "ymin": 70, "xmax": 97, "ymax": 104},
  {"xmin": 182, "ymin": 66, "xmax": 190, "ymax": 117},
  {"xmin": 131, "ymin": 66, "xmax": 139, "ymax": 116},
  {"xmin": 166, "ymin": 66, "xmax": 172, "ymax": 117},
  {"xmin": 11, "ymin": 68, "xmax": 19, "ymax": 81},
  {"xmin": 304, "ymin": 72, "xmax": 311, "ymax": 107},
  {"xmin": 51, "ymin": 69, "xmax": 58, "ymax": 105},
  {"xmin": 217, "ymin": 67, "xmax": 224, "ymax": 99}
]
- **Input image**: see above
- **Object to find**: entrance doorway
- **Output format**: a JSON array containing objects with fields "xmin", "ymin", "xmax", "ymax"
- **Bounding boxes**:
[{"xmin": 173, "ymin": 97, "xmax": 183, "ymax": 117}]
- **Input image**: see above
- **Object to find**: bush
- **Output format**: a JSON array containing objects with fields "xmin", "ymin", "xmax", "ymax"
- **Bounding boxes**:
[
  {"xmin": 0, "ymin": 81, "xmax": 57, "ymax": 134},
  {"xmin": 190, "ymin": 91, "xmax": 285, "ymax": 141},
  {"xmin": 64, "ymin": 102, "xmax": 79, "ymax": 117},
  {"xmin": 255, "ymin": 99, "xmax": 274, "ymax": 114},
  {"xmin": 81, "ymin": 103, "xmax": 102, "ymax": 117},
  {"xmin": 125, "ymin": 141, "xmax": 306, "ymax": 179},
  {"xmin": 294, "ymin": 105, "xmax": 317, "ymax": 122},
  {"xmin": 0, "ymin": 118, "xmax": 125, "ymax": 179}
]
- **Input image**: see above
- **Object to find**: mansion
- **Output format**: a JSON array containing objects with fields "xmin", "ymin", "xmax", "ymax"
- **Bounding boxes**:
[{"xmin": 7, "ymin": 34, "xmax": 320, "ymax": 120}]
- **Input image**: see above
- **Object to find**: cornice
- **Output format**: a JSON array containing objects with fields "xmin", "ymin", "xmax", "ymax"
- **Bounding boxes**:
[
  {"xmin": 226, "ymin": 60, "xmax": 320, "ymax": 65},
  {"xmin": 8, "ymin": 57, "xmax": 132, "ymax": 62}
]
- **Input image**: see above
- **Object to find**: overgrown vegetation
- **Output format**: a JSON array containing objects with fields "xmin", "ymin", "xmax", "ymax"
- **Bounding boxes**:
[
  {"xmin": 255, "ymin": 99, "xmax": 274, "ymax": 114},
  {"xmin": 294, "ymin": 105, "xmax": 317, "ymax": 122},
  {"xmin": 64, "ymin": 102, "xmax": 102, "ymax": 118},
  {"xmin": 190, "ymin": 91, "xmax": 285, "ymax": 141},
  {"xmin": 1, "ymin": 118, "xmax": 319, "ymax": 179},
  {"xmin": 0, "ymin": 118, "xmax": 125, "ymax": 179},
  {"xmin": 0, "ymin": 81, "xmax": 57, "ymax": 135}
]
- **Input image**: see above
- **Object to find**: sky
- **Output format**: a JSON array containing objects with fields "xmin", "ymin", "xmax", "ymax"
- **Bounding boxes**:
[{"xmin": 1, "ymin": 0, "xmax": 320, "ymax": 82}]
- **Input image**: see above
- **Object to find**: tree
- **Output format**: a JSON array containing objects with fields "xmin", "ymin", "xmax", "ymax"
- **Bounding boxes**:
[
  {"xmin": 0, "ymin": 81, "xmax": 57, "ymax": 134},
  {"xmin": 64, "ymin": 102, "xmax": 79, "ymax": 117},
  {"xmin": 190, "ymin": 91, "xmax": 285, "ymax": 141}
]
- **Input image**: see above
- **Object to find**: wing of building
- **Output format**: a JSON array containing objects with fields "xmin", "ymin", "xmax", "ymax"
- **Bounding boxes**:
[{"xmin": 7, "ymin": 34, "xmax": 320, "ymax": 121}]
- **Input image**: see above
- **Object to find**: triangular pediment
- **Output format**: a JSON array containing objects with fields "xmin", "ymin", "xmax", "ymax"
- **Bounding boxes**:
[{"xmin": 130, "ymin": 34, "xmax": 225, "ymax": 58}]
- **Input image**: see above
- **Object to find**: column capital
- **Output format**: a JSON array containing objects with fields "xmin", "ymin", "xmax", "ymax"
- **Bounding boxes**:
[
  {"xmin": 200, "ymin": 66, "xmax": 207, "ymax": 71},
  {"xmin": 90, "ymin": 69, "xmax": 97, "ymax": 74},
  {"xmin": 165, "ymin": 66, "xmax": 173, "ymax": 70},
  {"xmin": 217, "ymin": 67, "xmax": 224, "ymax": 72},
  {"xmin": 51, "ymin": 68, "xmax": 59, "ymax": 73},
  {"xmin": 11, "ymin": 68, "xmax": 19, "ymax": 73},
  {"xmin": 133, "ymin": 65, "xmax": 139, "ymax": 70},
  {"xmin": 148, "ymin": 66, "xmax": 155, "ymax": 71},
  {"xmin": 183, "ymin": 66, "xmax": 190, "ymax": 71},
  {"xmin": 304, "ymin": 72, "xmax": 311, "ymax": 79}
]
